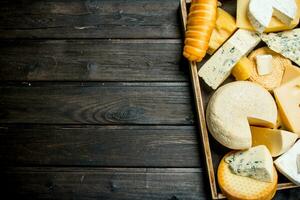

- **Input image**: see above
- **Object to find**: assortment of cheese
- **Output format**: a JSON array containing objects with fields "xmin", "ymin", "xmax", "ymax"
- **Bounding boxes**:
[{"xmin": 184, "ymin": 0, "xmax": 300, "ymax": 199}]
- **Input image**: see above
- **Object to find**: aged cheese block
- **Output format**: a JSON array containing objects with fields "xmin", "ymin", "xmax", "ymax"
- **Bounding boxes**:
[
  {"xmin": 206, "ymin": 81, "xmax": 277, "ymax": 149},
  {"xmin": 262, "ymin": 29, "xmax": 300, "ymax": 66},
  {"xmin": 225, "ymin": 145, "xmax": 274, "ymax": 182},
  {"xmin": 198, "ymin": 29, "xmax": 260, "ymax": 89},
  {"xmin": 275, "ymin": 140, "xmax": 300, "ymax": 185},
  {"xmin": 281, "ymin": 64, "xmax": 300, "ymax": 84},
  {"xmin": 274, "ymin": 77, "xmax": 300, "ymax": 135},
  {"xmin": 218, "ymin": 151, "xmax": 278, "ymax": 200},
  {"xmin": 251, "ymin": 126, "xmax": 298, "ymax": 157}
]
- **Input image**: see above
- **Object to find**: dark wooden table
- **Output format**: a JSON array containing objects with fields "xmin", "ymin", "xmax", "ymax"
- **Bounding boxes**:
[{"xmin": 0, "ymin": 1, "xmax": 298, "ymax": 199}]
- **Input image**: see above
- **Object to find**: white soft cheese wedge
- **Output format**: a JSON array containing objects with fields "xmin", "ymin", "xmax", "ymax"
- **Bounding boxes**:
[
  {"xmin": 225, "ymin": 145, "xmax": 274, "ymax": 182},
  {"xmin": 256, "ymin": 55, "xmax": 273, "ymax": 75},
  {"xmin": 198, "ymin": 29, "xmax": 261, "ymax": 90},
  {"xmin": 251, "ymin": 126, "xmax": 298, "ymax": 157},
  {"xmin": 206, "ymin": 81, "xmax": 277, "ymax": 149},
  {"xmin": 272, "ymin": 0, "xmax": 297, "ymax": 25},
  {"xmin": 261, "ymin": 29, "xmax": 300, "ymax": 66},
  {"xmin": 248, "ymin": 0, "xmax": 273, "ymax": 33},
  {"xmin": 275, "ymin": 140, "xmax": 300, "ymax": 185}
]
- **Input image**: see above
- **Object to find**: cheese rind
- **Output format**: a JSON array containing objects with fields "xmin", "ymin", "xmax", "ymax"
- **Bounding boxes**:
[
  {"xmin": 237, "ymin": 0, "xmax": 300, "ymax": 32},
  {"xmin": 206, "ymin": 81, "xmax": 277, "ymax": 149},
  {"xmin": 198, "ymin": 29, "xmax": 260, "ymax": 89},
  {"xmin": 274, "ymin": 77, "xmax": 300, "ymax": 135},
  {"xmin": 256, "ymin": 55, "xmax": 273, "ymax": 76},
  {"xmin": 275, "ymin": 140, "xmax": 300, "ymax": 185},
  {"xmin": 218, "ymin": 152, "xmax": 278, "ymax": 200},
  {"xmin": 251, "ymin": 126, "xmax": 298, "ymax": 157},
  {"xmin": 248, "ymin": 0, "xmax": 273, "ymax": 33},
  {"xmin": 261, "ymin": 29, "xmax": 300, "ymax": 66},
  {"xmin": 225, "ymin": 145, "xmax": 274, "ymax": 182},
  {"xmin": 272, "ymin": 0, "xmax": 297, "ymax": 25}
]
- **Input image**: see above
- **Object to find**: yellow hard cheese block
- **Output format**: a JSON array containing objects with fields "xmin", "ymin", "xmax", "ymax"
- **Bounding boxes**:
[
  {"xmin": 218, "ymin": 152, "xmax": 278, "ymax": 200},
  {"xmin": 231, "ymin": 57, "xmax": 252, "ymax": 80},
  {"xmin": 208, "ymin": 8, "xmax": 237, "ymax": 55},
  {"xmin": 236, "ymin": 0, "xmax": 300, "ymax": 32},
  {"xmin": 274, "ymin": 77, "xmax": 300, "ymax": 136},
  {"xmin": 251, "ymin": 126, "xmax": 298, "ymax": 157},
  {"xmin": 281, "ymin": 64, "xmax": 300, "ymax": 85}
]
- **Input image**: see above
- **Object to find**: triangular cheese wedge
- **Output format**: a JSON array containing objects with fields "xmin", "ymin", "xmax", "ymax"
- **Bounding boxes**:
[
  {"xmin": 272, "ymin": 0, "xmax": 297, "ymax": 25},
  {"xmin": 281, "ymin": 64, "xmax": 300, "ymax": 85},
  {"xmin": 251, "ymin": 126, "xmax": 298, "ymax": 157}
]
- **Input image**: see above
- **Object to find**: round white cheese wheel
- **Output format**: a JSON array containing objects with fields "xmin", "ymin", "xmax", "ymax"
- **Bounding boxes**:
[{"xmin": 206, "ymin": 81, "xmax": 277, "ymax": 149}]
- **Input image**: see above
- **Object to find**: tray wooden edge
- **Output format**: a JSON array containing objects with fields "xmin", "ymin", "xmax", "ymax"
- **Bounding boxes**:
[{"xmin": 179, "ymin": 0, "xmax": 300, "ymax": 199}]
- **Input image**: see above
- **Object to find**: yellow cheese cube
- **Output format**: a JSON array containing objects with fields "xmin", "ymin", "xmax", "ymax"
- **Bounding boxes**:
[
  {"xmin": 274, "ymin": 77, "xmax": 300, "ymax": 136},
  {"xmin": 231, "ymin": 57, "xmax": 252, "ymax": 80},
  {"xmin": 208, "ymin": 8, "xmax": 237, "ymax": 55},
  {"xmin": 236, "ymin": 0, "xmax": 300, "ymax": 33}
]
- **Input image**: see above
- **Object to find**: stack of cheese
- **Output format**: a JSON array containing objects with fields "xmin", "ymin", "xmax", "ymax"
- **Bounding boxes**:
[{"xmin": 189, "ymin": 0, "xmax": 300, "ymax": 199}]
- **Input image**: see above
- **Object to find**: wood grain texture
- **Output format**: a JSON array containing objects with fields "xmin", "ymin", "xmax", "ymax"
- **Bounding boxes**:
[
  {"xmin": 0, "ymin": 168, "xmax": 208, "ymax": 200},
  {"xmin": 0, "ymin": 167, "xmax": 298, "ymax": 200},
  {"xmin": 0, "ymin": 82, "xmax": 194, "ymax": 124},
  {"xmin": 0, "ymin": 125, "xmax": 200, "ymax": 167},
  {"xmin": 0, "ymin": 0, "xmax": 181, "ymax": 39},
  {"xmin": 0, "ymin": 39, "xmax": 188, "ymax": 81}
]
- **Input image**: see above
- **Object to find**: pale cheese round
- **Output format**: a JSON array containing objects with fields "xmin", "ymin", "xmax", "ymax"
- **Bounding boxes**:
[
  {"xmin": 206, "ymin": 81, "xmax": 277, "ymax": 149},
  {"xmin": 218, "ymin": 152, "xmax": 278, "ymax": 200}
]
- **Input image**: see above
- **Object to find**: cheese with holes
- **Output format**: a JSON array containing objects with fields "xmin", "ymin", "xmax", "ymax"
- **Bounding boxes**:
[
  {"xmin": 225, "ymin": 145, "xmax": 274, "ymax": 182},
  {"xmin": 206, "ymin": 81, "xmax": 277, "ymax": 149},
  {"xmin": 262, "ymin": 29, "xmax": 300, "ymax": 66},
  {"xmin": 256, "ymin": 55, "xmax": 273, "ymax": 76},
  {"xmin": 274, "ymin": 77, "xmax": 300, "ymax": 135},
  {"xmin": 198, "ymin": 29, "xmax": 260, "ymax": 89},
  {"xmin": 272, "ymin": 0, "xmax": 297, "ymax": 25},
  {"xmin": 275, "ymin": 140, "xmax": 300, "ymax": 185},
  {"xmin": 248, "ymin": 0, "xmax": 273, "ymax": 33},
  {"xmin": 237, "ymin": 0, "xmax": 300, "ymax": 32},
  {"xmin": 251, "ymin": 126, "xmax": 298, "ymax": 157},
  {"xmin": 218, "ymin": 152, "xmax": 278, "ymax": 200}
]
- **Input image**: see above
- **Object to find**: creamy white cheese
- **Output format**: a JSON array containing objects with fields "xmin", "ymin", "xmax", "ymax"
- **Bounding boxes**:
[{"xmin": 248, "ymin": 0, "xmax": 273, "ymax": 33}]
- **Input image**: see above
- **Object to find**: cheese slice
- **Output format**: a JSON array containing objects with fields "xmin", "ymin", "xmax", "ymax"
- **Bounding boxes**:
[
  {"xmin": 248, "ymin": 0, "xmax": 273, "ymax": 33},
  {"xmin": 272, "ymin": 0, "xmax": 297, "ymax": 25},
  {"xmin": 206, "ymin": 81, "xmax": 277, "ymax": 149},
  {"xmin": 198, "ymin": 29, "xmax": 261, "ymax": 89},
  {"xmin": 275, "ymin": 140, "xmax": 300, "ymax": 185},
  {"xmin": 251, "ymin": 126, "xmax": 298, "ymax": 157},
  {"xmin": 274, "ymin": 77, "xmax": 300, "ymax": 135},
  {"xmin": 281, "ymin": 64, "xmax": 300, "ymax": 84},
  {"xmin": 237, "ymin": 0, "xmax": 300, "ymax": 32},
  {"xmin": 225, "ymin": 145, "xmax": 274, "ymax": 182},
  {"xmin": 218, "ymin": 152, "xmax": 278, "ymax": 200},
  {"xmin": 261, "ymin": 29, "xmax": 300, "ymax": 66},
  {"xmin": 256, "ymin": 55, "xmax": 273, "ymax": 76}
]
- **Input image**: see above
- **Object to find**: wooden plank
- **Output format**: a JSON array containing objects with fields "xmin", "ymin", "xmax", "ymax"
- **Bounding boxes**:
[
  {"xmin": 0, "ymin": 167, "xmax": 208, "ymax": 200},
  {"xmin": 0, "ymin": 0, "xmax": 181, "ymax": 39},
  {"xmin": 0, "ymin": 167, "xmax": 298, "ymax": 200},
  {"xmin": 0, "ymin": 39, "xmax": 188, "ymax": 81},
  {"xmin": 0, "ymin": 82, "xmax": 194, "ymax": 124},
  {"xmin": 0, "ymin": 125, "xmax": 200, "ymax": 167}
]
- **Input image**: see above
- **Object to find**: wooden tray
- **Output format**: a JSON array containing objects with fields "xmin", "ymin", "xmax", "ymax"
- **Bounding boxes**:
[{"xmin": 180, "ymin": 0, "xmax": 300, "ymax": 199}]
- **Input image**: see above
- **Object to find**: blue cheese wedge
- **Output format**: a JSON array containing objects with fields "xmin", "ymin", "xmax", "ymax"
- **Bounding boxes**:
[
  {"xmin": 275, "ymin": 140, "xmax": 300, "ymax": 185},
  {"xmin": 248, "ymin": 0, "xmax": 273, "ymax": 33},
  {"xmin": 225, "ymin": 145, "xmax": 274, "ymax": 182},
  {"xmin": 272, "ymin": 0, "xmax": 297, "ymax": 25},
  {"xmin": 261, "ymin": 29, "xmax": 300, "ymax": 66},
  {"xmin": 198, "ymin": 29, "xmax": 261, "ymax": 89}
]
